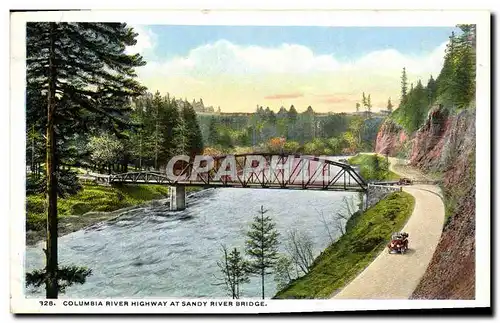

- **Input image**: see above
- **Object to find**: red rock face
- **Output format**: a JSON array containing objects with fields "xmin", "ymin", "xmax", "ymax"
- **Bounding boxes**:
[
  {"xmin": 411, "ymin": 178, "xmax": 475, "ymax": 299},
  {"xmin": 409, "ymin": 107, "xmax": 476, "ymax": 300},
  {"xmin": 374, "ymin": 120, "xmax": 407, "ymax": 156},
  {"xmin": 408, "ymin": 107, "xmax": 451, "ymax": 170}
]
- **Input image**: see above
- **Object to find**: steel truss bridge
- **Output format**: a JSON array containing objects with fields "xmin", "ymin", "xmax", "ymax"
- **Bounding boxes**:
[{"xmin": 93, "ymin": 154, "xmax": 368, "ymax": 192}]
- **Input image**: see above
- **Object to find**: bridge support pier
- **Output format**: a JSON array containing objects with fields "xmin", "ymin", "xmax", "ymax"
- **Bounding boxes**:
[{"xmin": 169, "ymin": 185, "xmax": 186, "ymax": 211}]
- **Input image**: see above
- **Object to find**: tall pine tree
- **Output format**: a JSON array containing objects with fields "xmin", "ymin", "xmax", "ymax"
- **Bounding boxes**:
[
  {"xmin": 387, "ymin": 98, "xmax": 393, "ymax": 113},
  {"xmin": 181, "ymin": 102, "xmax": 204, "ymax": 157},
  {"xmin": 401, "ymin": 67, "xmax": 408, "ymax": 104},
  {"xmin": 27, "ymin": 22, "xmax": 146, "ymax": 298},
  {"xmin": 245, "ymin": 205, "xmax": 280, "ymax": 299}
]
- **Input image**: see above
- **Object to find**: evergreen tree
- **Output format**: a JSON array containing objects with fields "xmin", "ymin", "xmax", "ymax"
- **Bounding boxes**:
[
  {"xmin": 435, "ymin": 26, "xmax": 475, "ymax": 109},
  {"xmin": 207, "ymin": 117, "xmax": 220, "ymax": 146},
  {"xmin": 356, "ymin": 102, "xmax": 360, "ymax": 113},
  {"xmin": 130, "ymin": 94, "xmax": 153, "ymax": 169},
  {"xmin": 216, "ymin": 246, "xmax": 250, "ymax": 299},
  {"xmin": 401, "ymin": 67, "xmax": 408, "ymax": 104},
  {"xmin": 152, "ymin": 91, "xmax": 164, "ymax": 170},
  {"xmin": 287, "ymin": 105, "xmax": 298, "ymax": 139},
  {"xmin": 159, "ymin": 95, "xmax": 182, "ymax": 163},
  {"xmin": 26, "ymin": 22, "xmax": 146, "ymax": 298},
  {"xmin": 387, "ymin": 98, "xmax": 394, "ymax": 113},
  {"xmin": 245, "ymin": 205, "xmax": 280, "ymax": 299},
  {"xmin": 436, "ymin": 31, "xmax": 457, "ymax": 103},
  {"xmin": 453, "ymin": 25, "xmax": 476, "ymax": 108},
  {"xmin": 172, "ymin": 108, "xmax": 189, "ymax": 155},
  {"xmin": 181, "ymin": 102, "xmax": 204, "ymax": 157},
  {"xmin": 288, "ymin": 105, "xmax": 298, "ymax": 121},
  {"xmin": 265, "ymin": 107, "xmax": 277, "ymax": 124},
  {"xmin": 426, "ymin": 75, "xmax": 438, "ymax": 105}
]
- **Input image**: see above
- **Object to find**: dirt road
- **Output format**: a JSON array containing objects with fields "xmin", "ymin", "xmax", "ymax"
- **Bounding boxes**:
[{"xmin": 333, "ymin": 156, "xmax": 444, "ymax": 299}]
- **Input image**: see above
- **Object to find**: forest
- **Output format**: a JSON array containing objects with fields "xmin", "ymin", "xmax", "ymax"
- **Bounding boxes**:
[
  {"xmin": 197, "ymin": 106, "xmax": 384, "ymax": 156},
  {"xmin": 391, "ymin": 25, "xmax": 476, "ymax": 132}
]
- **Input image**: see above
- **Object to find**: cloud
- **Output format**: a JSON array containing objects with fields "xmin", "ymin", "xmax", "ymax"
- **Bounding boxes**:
[
  {"xmin": 133, "ymin": 36, "xmax": 448, "ymax": 112},
  {"xmin": 126, "ymin": 25, "xmax": 157, "ymax": 59},
  {"xmin": 138, "ymin": 38, "xmax": 446, "ymax": 79},
  {"xmin": 138, "ymin": 39, "xmax": 341, "ymax": 77},
  {"xmin": 264, "ymin": 92, "xmax": 304, "ymax": 100},
  {"xmin": 345, "ymin": 42, "xmax": 447, "ymax": 75}
]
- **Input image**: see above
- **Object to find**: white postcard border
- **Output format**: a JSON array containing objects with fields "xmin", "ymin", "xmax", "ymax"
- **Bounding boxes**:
[{"xmin": 10, "ymin": 9, "xmax": 491, "ymax": 314}]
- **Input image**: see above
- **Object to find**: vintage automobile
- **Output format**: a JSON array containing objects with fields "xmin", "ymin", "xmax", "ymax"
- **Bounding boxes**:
[
  {"xmin": 387, "ymin": 232, "xmax": 409, "ymax": 254},
  {"xmin": 397, "ymin": 177, "xmax": 413, "ymax": 185}
]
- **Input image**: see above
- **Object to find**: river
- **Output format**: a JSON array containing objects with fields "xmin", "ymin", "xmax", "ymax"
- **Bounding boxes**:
[{"xmin": 25, "ymin": 161, "xmax": 361, "ymax": 299}]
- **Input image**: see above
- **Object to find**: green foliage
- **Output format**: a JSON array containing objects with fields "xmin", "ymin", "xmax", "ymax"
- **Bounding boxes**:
[
  {"xmin": 181, "ymin": 103, "xmax": 204, "ymax": 156},
  {"xmin": 26, "ymin": 169, "xmax": 83, "ymax": 198},
  {"xmin": 348, "ymin": 154, "xmax": 400, "ymax": 181},
  {"xmin": 26, "ymin": 22, "xmax": 147, "ymax": 163},
  {"xmin": 387, "ymin": 98, "xmax": 394, "ymax": 113},
  {"xmin": 393, "ymin": 25, "xmax": 476, "ymax": 133},
  {"xmin": 361, "ymin": 117, "xmax": 384, "ymax": 151},
  {"xmin": 350, "ymin": 235, "xmax": 385, "ymax": 253},
  {"xmin": 245, "ymin": 205, "xmax": 280, "ymax": 299},
  {"xmin": 394, "ymin": 76, "xmax": 432, "ymax": 133},
  {"xmin": 196, "ymin": 106, "xmax": 385, "ymax": 155},
  {"xmin": 129, "ymin": 94, "xmax": 205, "ymax": 169},
  {"xmin": 282, "ymin": 141, "xmax": 301, "ymax": 154},
  {"xmin": 274, "ymin": 192, "xmax": 415, "ymax": 299},
  {"xmin": 215, "ymin": 246, "xmax": 250, "ymax": 299},
  {"xmin": 87, "ymin": 134, "xmax": 124, "ymax": 167},
  {"xmin": 26, "ymin": 265, "xmax": 92, "ymax": 293},
  {"xmin": 273, "ymin": 254, "xmax": 295, "ymax": 290}
]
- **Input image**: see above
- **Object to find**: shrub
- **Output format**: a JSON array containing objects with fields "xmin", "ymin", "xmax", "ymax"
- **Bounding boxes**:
[{"xmin": 350, "ymin": 235, "xmax": 385, "ymax": 253}]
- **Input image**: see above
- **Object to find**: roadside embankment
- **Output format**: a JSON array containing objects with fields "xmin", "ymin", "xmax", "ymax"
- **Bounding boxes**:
[
  {"xmin": 348, "ymin": 154, "xmax": 400, "ymax": 181},
  {"xmin": 273, "ymin": 191, "xmax": 415, "ymax": 299}
]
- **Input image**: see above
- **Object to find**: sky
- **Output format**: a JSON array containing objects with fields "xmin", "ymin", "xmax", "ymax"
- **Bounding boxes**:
[{"xmin": 128, "ymin": 25, "xmax": 458, "ymax": 113}]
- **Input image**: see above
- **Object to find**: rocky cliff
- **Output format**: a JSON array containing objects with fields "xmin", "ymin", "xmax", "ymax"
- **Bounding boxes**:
[
  {"xmin": 375, "ymin": 106, "xmax": 476, "ymax": 299},
  {"xmin": 374, "ymin": 119, "xmax": 408, "ymax": 156}
]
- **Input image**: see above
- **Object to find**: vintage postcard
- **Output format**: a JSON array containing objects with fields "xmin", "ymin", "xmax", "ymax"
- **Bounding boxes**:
[{"xmin": 9, "ymin": 8, "xmax": 491, "ymax": 314}]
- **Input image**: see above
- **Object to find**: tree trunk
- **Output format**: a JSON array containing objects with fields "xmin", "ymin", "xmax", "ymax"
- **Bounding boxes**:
[
  {"xmin": 261, "ymin": 268, "xmax": 265, "ymax": 299},
  {"xmin": 260, "ymin": 207, "xmax": 265, "ymax": 299},
  {"xmin": 45, "ymin": 22, "xmax": 58, "ymax": 299}
]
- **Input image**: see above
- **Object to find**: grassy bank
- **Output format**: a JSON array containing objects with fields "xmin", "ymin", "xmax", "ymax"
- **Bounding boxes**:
[
  {"xmin": 348, "ymin": 154, "xmax": 400, "ymax": 181},
  {"xmin": 274, "ymin": 191, "xmax": 415, "ymax": 299},
  {"xmin": 27, "ymin": 183, "xmax": 201, "ymax": 232}
]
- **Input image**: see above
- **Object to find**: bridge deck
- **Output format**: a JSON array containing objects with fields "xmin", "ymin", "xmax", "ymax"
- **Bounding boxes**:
[
  {"xmin": 88, "ymin": 154, "xmax": 370, "ymax": 192},
  {"xmin": 100, "ymin": 179, "xmax": 367, "ymax": 192}
]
